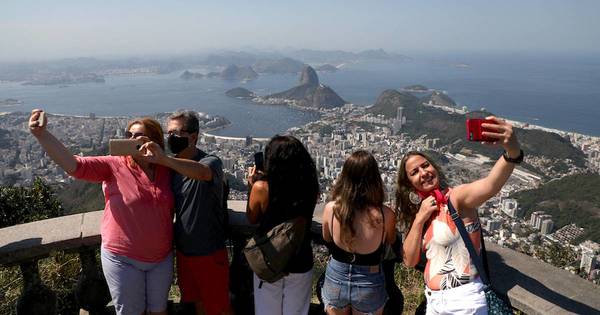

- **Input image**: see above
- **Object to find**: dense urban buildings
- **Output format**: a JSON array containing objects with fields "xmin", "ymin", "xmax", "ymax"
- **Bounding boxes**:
[{"xmin": 1, "ymin": 103, "xmax": 600, "ymax": 284}]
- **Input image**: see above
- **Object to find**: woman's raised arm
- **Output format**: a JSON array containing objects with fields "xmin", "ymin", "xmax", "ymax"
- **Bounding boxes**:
[
  {"xmin": 451, "ymin": 116, "xmax": 522, "ymax": 210},
  {"xmin": 29, "ymin": 109, "xmax": 77, "ymax": 174}
]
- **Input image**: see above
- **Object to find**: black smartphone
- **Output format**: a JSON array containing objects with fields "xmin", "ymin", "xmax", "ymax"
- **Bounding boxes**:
[{"xmin": 254, "ymin": 152, "xmax": 264, "ymax": 171}]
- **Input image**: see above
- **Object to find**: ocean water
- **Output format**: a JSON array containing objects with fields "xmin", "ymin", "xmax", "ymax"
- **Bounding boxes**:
[
  {"xmin": 322, "ymin": 53, "xmax": 600, "ymax": 136},
  {"xmin": 1, "ymin": 53, "xmax": 599, "ymax": 137}
]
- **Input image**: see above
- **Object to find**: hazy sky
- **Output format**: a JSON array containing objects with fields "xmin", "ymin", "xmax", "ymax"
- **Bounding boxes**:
[{"xmin": 2, "ymin": 0, "xmax": 599, "ymax": 62}]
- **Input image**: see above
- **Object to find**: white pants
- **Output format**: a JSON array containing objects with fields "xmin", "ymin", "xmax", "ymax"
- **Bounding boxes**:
[
  {"xmin": 425, "ymin": 278, "xmax": 488, "ymax": 315},
  {"xmin": 253, "ymin": 269, "xmax": 313, "ymax": 315}
]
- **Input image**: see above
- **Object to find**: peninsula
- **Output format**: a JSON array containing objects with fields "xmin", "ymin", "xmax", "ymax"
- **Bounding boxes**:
[{"xmin": 254, "ymin": 66, "xmax": 347, "ymax": 109}]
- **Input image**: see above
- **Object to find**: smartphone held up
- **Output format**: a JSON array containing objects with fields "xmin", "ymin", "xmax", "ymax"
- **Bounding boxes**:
[
  {"xmin": 37, "ymin": 111, "xmax": 45, "ymax": 127},
  {"xmin": 109, "ymin": 139, "xmax": 144, "ymax": 156},
  {"xmin": 254, "ymin": 151, "xmax": 264, "ymax": 171},
  {"xmin": 466, "ymin": 118, "xmax": 496, "ymax": 142}
]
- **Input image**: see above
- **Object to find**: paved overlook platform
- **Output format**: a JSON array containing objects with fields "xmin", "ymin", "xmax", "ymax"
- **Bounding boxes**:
[{"xmin": 1, "ymin": 201, "xmax": 600, "ymax": 314}]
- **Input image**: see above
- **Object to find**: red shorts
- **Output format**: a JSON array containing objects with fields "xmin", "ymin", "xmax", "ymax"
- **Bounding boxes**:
[{"xmin": 176, "ymin": 249, "xmax": 231, "ymax": 315}]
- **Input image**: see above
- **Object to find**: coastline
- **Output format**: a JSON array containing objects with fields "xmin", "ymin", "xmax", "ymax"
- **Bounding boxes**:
[{"xmin": 1, "ymin": 107, "xmax": 598, "ymax": 140}]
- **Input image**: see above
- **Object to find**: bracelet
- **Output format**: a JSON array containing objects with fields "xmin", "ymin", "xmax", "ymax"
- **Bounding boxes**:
[{"xmin": 502, "ymin": 149, "xmax": 524, "ymax": 164}]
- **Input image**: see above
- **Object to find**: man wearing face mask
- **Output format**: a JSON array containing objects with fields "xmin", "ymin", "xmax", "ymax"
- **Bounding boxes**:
[{"xmin": 141, "ymin": 110, "xmax": 231, "ymax": 315}]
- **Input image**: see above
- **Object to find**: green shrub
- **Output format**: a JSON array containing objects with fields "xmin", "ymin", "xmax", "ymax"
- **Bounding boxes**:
[{"xmin": 0, "ymin": 177, "xmax": 64, "ymax": 228}]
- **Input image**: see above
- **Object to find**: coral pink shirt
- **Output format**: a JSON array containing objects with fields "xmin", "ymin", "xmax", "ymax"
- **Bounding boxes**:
[{"xmin": 72, "ymin": 156, "xmax": 174, "ymax": 262}]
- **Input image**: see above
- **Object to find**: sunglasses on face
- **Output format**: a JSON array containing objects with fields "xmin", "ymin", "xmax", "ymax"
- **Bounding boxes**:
[
  {"xmin": 167, "ymin": 129, "xmax": 190, "ymax": 136},
  {"xmin": 125, "ymin": 131, "xmax": 145, "ymax": 139}
]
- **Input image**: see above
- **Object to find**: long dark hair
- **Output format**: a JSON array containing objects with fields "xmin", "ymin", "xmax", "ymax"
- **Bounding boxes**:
[
  {"xmin": 264, "ymin": 135, "xmax": 319, "ymax": 218},
  {"xmin": 330, "ymin": 150, "xmax": 384, "ymax": 248},
  {"xmin": 395, "ymin": 151, "xmax": 446, "ymax": 230}
]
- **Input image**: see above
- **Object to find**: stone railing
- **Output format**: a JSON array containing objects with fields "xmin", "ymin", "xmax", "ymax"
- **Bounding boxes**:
[{"xmin": 1, "ymin": 201, "xmax": 600, "ymax": 314}]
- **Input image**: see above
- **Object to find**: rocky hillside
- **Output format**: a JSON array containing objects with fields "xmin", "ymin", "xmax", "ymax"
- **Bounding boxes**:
[
  {"xmin": 260, "ymin": 66, "xmax": 346, "ymax": 109},
  {"xmin": 367, "ymin": 89, "xmax": 586, "ymax": 175},
  {"xmin": 225, "ymin": 87, "xmax": 256, "ymax": 99},
  {"xmin": 421, "ymin": 90, "xmax": 457, "ymax": 107},
  {"xmin": 220, "ymin": 65, "xmax": 258, "ymax": 81},
  {"xmin": 510, "ymin": 173, "xmax": 600, "ymax": 243}
]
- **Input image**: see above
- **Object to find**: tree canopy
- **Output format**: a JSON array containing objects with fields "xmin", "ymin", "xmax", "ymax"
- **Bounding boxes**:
[{"xmin": 0, "ymin": 177, "xmax": 64, "ymax": 228}]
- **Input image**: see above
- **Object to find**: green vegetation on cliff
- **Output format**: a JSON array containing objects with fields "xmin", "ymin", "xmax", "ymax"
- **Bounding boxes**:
[
  {"xmin": 0, "ymin": 178, "xmax": 64, "ymax": 228},
  {"xmin": 225, "ymin": 87, "xmax": 256, "ymax": 99},
  {"xmin": 367, "ymin": 89, "xmax": 586, "ymax": 174},
  {"xmin": 56, "ymin": 180, "xmax": 104, "ymax": 214},
  {"xmin": 510, "ymin": 173, "xmax": 600, "ymax": 243},
  {"xmin": 368, "ymin": 89, "xmax": 420, "ymax": 118},
  {"xmin": 421, "ymin": 91, "xmax": 457, "ymax": 107}
]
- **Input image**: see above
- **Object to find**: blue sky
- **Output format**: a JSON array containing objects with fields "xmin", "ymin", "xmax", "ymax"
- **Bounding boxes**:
[{"xmin": 1, "ymin": 0, "xmax": 599, "ymax": 61}]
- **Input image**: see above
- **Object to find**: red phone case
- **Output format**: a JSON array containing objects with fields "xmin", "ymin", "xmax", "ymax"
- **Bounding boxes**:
[{"xmin": 466, "ymin": 118, "xmax": 495, "ymax": 142}]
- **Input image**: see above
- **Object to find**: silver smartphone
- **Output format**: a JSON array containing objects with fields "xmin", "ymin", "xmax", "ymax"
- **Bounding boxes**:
[
  {"xmin": 109, "ymin": 139, "xmax": 143, "ymax": 156},
  {"xmin": 37, "ymin": 111, "xmax": 45, "ymax": 127}
]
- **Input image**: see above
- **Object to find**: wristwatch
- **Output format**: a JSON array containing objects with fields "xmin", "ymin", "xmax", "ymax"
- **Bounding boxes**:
[{"xmin": 502, "ymin": 149, "xmax": 524, "ymax": 164}]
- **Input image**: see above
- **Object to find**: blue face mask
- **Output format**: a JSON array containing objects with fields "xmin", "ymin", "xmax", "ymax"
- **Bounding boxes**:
[{"xmin": 167, "ymin": 134, "xmax": 189, "ymax": 154}]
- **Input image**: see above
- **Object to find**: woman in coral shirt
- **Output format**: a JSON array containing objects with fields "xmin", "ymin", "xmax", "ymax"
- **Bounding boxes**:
[{"xmin": 29, "ymin": 110, "xmax": 173, "ymax": 315}]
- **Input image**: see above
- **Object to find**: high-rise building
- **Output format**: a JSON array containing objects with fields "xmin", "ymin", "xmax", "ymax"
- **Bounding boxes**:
[
  {"xmin": 536, "ymin": 214, "xmax": 552, "ymax": 230},
  {"xmin": 392, "ymin": 120, "xmax": 402, "ymax": 134},
  {"xmin": 222, "ymin": 158, "xmax": 234, "ymax": 171},
  {"xmin": 397, "ymin": 106, "xmax": 404, "ymax": 120},
  {"xmin": 530, "ymin": 211, "xmax": 545, "ymax": 226},
  {"xmin": 486, "ymin": 219, "xmax": 502, "ymax": 232},
  {"xmin": 501, "ymin": 199, "xmax": 520, "ymax": 218},
  {"xmin": 540, "ymin": 219, "xmax": 554, "ymax": 235},
  {"xmin": 580, "ymin": 241, "xmax": 600, "ymax": 275},
  {"xmin": 245, "ymin": 136, "xmax": 253, "ymax": 146},
  {"xmin": 581, "ymin": 248, "xmax": 598, "ymax": 274}
]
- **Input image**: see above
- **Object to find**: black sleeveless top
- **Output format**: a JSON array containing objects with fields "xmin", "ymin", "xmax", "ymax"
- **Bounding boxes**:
[{"xmin": 327, "ymin": 207, "xmax": 385, "ymax": 266}]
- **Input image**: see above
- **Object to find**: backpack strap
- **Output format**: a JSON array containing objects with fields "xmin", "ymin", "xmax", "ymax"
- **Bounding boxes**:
[
  {"xmin": 330, "ymin": 208, "xmax": 335, "ymax": 240},
  {"xmin": 446, "ymin": 200, "xmax": 491, "ymax": 287},
  {"xmin": 380, "ymin": 206, "xmax": 386, "ymax": 246}
]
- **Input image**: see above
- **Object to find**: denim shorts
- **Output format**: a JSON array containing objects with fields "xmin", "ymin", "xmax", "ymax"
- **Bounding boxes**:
[{"xmin": 321, "ymin": 257, "xmax": 388, "ymax": 314}]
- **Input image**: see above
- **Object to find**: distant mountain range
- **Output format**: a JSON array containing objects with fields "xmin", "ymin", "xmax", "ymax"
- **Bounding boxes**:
[
  {"xmin": 180, "ymin": 64, "xmax": 258, "ymax": 81},
  {"xmin": 287, "ymin": 48, "xmax": 411, "ymax": 63},
  {"xmin": 252, "ymin": 58, "xmax": 305, "ymax": 74},
  {"xmin": 221, "ymin": 65, "xmax": 258, "ymax": 80},
  {"xmin": 0, "ymin": 48, "xmax": 408, "ymax": 82},
  {"xmin": 315, "ymin": 64, "xmax": 338, "ymax": 72}
]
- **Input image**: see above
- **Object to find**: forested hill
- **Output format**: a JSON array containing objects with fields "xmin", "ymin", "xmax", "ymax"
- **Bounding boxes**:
[
  {"xmin": 510, "ymin": 173, "xmax": 600, "ymax": 243},
  {"xmin": 367, "ymin": 89, "xmax": 586, "ymax": 176}
]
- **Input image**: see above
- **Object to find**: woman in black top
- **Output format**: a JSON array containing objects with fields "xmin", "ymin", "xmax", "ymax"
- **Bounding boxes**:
[
  {"xmin": 247, "ymin": 135, "xmax": 319, "ymax": 315},
  {"xmin": 321, "ymin": 150, "xmax": 397, "ymax": 315}
]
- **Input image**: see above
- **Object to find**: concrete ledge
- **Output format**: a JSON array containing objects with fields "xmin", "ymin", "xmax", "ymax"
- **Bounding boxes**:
[
  {"xmin": 487, "ymin": 242, "xmax": 600, "ymax": 314},
  {"xmin": 81, "ymin": 210, "xmax": 103, "ymax": 246},
  {"xmin": 0, "ymin": 213, "xmax": 84, "ymax": 265},
  {"xmin": 1, "ymin": 204, "xmax": 600, "ymax": 314}
]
